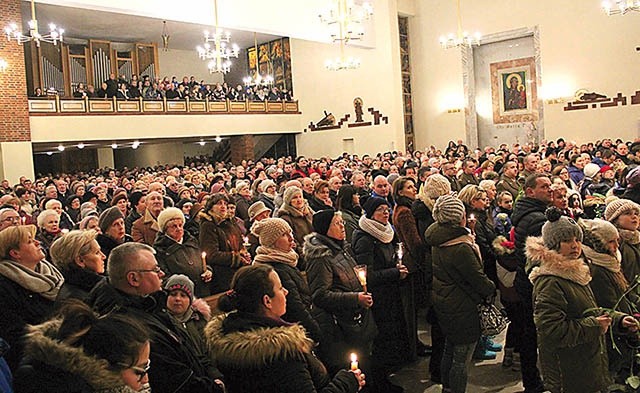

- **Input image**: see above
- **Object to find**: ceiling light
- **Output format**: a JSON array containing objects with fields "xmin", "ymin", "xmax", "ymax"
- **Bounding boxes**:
[
  {"xmin": 199, "ymin": 140, "xmax": 206, "ymax": 146},
  {"xmin": 320, "ymin": 0, "xmax": 373, "ymax": 71},
  {"xmin": 46, "ymin": 152, "xmax": 53, "ymax": 156},
  {"xmin": 603, "ymin": 0, "xmax": 640, "ymax": 15},
  {"xmin": 57, "ymin": 144, "xmax": 65, "ymax": 152},
  {"xmin": 4, "ymin": 0, "xmax": 64, "ymax": 47},
  {"xmin": 215, "ymin": 136, "xmax": 222, "ymax": 143},
  {"xmin": 77, "ymin": 143, "xmax": 84, "ymax": 149},
  {"xmin": 439, "ymin": 0, "xmax": 481, "ymax": 50},
  {"xmin": 132, "ymin": 141, "xmax": 140, "ymax": 149},
  {"xmin": 111, "ymin": 143, "xmax": 118, "ymax": 149},
  {"xmin": 196, "ymin": 0, "xmax": 239, "ymax": 74}
]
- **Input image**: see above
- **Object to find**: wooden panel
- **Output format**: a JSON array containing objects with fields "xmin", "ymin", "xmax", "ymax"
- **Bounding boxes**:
[
  {"xmin": 116, "ymin": 100, "xmax": 141, "ymax": 112},
  {"xmin": 60, "ymin": 100, "xmax": 86, "ymax": 113},
  {"xmin": 189, "ymin": 101, "xmax": 207, "ymax": 112},
  {"xmin": 248, "ymin": 101, "xmax": 266, "ymax": 112},
  {"xmin": 143, "ymin": 100, "xmax": 164, "ymax": 112},
  {"xmin": 229, "ymin": 101, "xmax": 248, "ymax": 112},
  {"xmin": 285, "ymin": 102, "xmax": 299, "ymax": 112},
  {"xmin": 88, "ymin": 100, "xmax": 114, "ymax": 113},
  {"xmin": 28, "ymin": 100, "xmax": 57, "ymax": 113},
  {"xmin": 208, "ymin": 101, "xmax": 228, "ymax": 112},
  {"xmin": 166, "ymin": 101, "xmax": 187, "ymax": 112},
  {"xmin": 267, "ymin": 101, "xmax": 284, "ymax": 112}
]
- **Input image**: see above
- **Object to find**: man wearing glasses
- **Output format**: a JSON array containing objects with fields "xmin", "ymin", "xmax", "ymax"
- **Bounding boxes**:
[
  {"xmin": 0, "ymin": 208, "xmax": 20, "ymax": 232},
  {"xmin": 89, "ymin": 243, "xmax": 223, "ymax": 393}
]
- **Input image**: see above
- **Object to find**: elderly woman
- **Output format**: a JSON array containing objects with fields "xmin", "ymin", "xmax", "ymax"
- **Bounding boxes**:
[
  {"xmin": 605, "ymin": 199, "xmax": 640, "ymax": 284},
  {"xmin": 50, "ymin": 230, "xmax": 105, "ymax": 303},
  {"xmin": 276, "ymin": 186, "xmax": 314, "ymax": 269},
  {"xmin": 96, "ymin": 206, "xmax": 133, "ymax": 259},
  {"xmin": 0, "ymin": 225, "xmax": 64, "ymax": 371},
  {"xmin": 44, "ymin": 199, "xmax": 75, "ymax": 231},
  {"xmin": 425, "ymin": 194, "xmax": 495, "ymax": 393},
  {"xmin": 308, "ymin": 180, "xmax": 333, "ymax": 212},
  {"xmin": 528, "ymin": 209, "xmax": 638, "ymax": 393},
  {"xmin": 205, "ymin": 264, "xmax": 364, "ymax": 393},
  {"xmin": 304, "ymin": 210, "xmax": 376, "ymax": 376},
  {"xmin": 199, "ymin": 193, "xmax": 251, "ymax": 293},
  {"xmin": 154, "ymin": 207, "xmax": 212, "ymax": 298},
  {"xmin": 35, "ymin": 209, "xmax": 62, "ymax": 260},
  {"xmin": 14, "ymin": 301, "xmax": 151, "ymax": 392},
  {"xmin": 232, "ymin": 181, "xmax": 253, "ymax": 226}
]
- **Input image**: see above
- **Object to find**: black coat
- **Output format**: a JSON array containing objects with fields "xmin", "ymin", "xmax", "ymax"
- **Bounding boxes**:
[
  {"xmin": 511, "ymin": 196, "xmax": 548, "ymax": 298},
  {"xmin": 96, "ymin": 233, "xmax": 133, "ymax": 260},
  {"xmin": 56, "ymin": 266, "xmax": 105, "ymax": 304}
]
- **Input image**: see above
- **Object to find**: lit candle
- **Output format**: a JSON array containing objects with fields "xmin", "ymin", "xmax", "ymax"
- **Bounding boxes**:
[
  {"xmin": 350, "ymin": 353, "xmax": 358, "ymax": 371},
  {"xmin": 397, "ymin": 242, "xmax": 404, "ymax": 267},
  {"xmin": 21, "ymin": 216, "xmax": 26, "ymax": 225},
  {"xmin": 469, "ymin": 213, "xmax": 475, "ymax": 221},
  {"xmin": 201, "ymin": 251, "xmax": 207, "ymax": 273},
  {"xmin": 357, "ymin": 270, "xmax": 367, "ymax": 293},
  {"xmin": 243, "ymin": 235, "xmax": 250, "ymax": 247}
]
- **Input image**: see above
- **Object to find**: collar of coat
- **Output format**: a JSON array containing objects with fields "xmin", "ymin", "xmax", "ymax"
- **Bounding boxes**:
[
  {"xmin": 143, "ymin": 209, "xmax": 161, "ymax": 232},
  {"xmin": 204, "ymin": 314, "xmax": 312, "ymax": 369},
  {"xmin": 198, "ymin": 210, "xmax": 227, "ymax": 225},
  {"xmin": 22, "ymin": 319, "xmax": 136, "ymax": 391},
  {"xmin": 526, "ymin": 237, "xmax": 591, "ymax": 286}
]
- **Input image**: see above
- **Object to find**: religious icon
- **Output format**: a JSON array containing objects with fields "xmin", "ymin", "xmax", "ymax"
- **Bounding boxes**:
[
  {"xmin": 354, "ymin": 97, "xmax": 364, "ymax": 123},
  {"xmin": 503, "ymin": 72, "xmax": 527, "ymax": 111}
]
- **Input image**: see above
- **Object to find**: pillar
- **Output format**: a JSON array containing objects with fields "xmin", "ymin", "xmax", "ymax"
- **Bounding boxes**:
[
  {"xmin": 97, "ymin": 148, "xmax": 115, "ymax": 169},
  {"xmin": 230, "ymin": 135, "xmax": 255, "ymax": 163}
]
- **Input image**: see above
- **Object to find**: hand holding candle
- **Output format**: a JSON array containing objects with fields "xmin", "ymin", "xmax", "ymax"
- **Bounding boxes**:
[
  {"xmin": 243, "ymin": 235, "xmax": 250, "ymax": 248},
  {"xmin": 353, "ymin": 264, "xmax": 368, "ymax": 294},
  {"xmin": 396, "ymin": 242, "xmax": 404, "ymax": 267},
  {"xmin": 201, "ymin": 251, "xmax": 207, "ymax": 273}
]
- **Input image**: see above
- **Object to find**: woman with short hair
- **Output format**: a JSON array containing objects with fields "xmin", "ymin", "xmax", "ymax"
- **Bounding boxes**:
[{"xmin": 35, "ymin": 209, "xmax": 61, "ymax": 260}]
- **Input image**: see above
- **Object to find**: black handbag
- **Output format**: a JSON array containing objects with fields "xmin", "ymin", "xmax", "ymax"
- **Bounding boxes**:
[
  {"xmin": 478, "ymin": 302, "xmax": 509, "ymax": 336},
  {"xmin": 334, "ymin": 309, "xmax": 378, "ymax": 344}
]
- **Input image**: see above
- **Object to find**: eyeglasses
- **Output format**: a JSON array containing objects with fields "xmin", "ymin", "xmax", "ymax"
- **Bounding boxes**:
[
  {"xmin": 120, "ymin": 359, "xmax": 151, "ymax": 382},
  {"xmin": 374, "ymin": 207, "xmax": 390, "ymax": 214},
  {"xmin": 129, "ymin": 265, "xmax": 162, "ymax": 274},
  {"xmin": 2, "ymin": 216, "xmax": 20, "ymax": 223}
]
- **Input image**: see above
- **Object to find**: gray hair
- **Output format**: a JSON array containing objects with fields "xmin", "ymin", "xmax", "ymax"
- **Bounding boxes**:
[{"xmin": 107, "ymin": 242, "xmax": 155, "ymax": 290}]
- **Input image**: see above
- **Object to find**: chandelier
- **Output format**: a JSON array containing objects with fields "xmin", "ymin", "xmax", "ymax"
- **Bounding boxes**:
[
  {"xmin": 602, "ymin": 0, "xmax": 640, "ymax": 15},
  {"xmin": 319, "ymin": 0, "xmax": 373, "ymax": 44},
  {"xmin": 196, "ymin": 0, "xmax": 239, "ymax": 74},
  {"xmin": 325, "ymin": 55, "xmax": 361, "ymax": 71},
  {"xmin": 4, "ymin": 0, "xmax": 64, "ymax": 47},
  {"xmin": 161, "ymin": 21, "xmax": 170, "ymax": 52},
  {"xmin": 243, "ymin": 33, "xmax": 274, "ymax": 87},
  {"xmin": 438, "ymin": 0, "xmax": 480, "ymax": 49}
]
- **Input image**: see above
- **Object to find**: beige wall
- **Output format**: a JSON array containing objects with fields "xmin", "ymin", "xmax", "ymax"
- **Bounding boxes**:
[
  {"xmin": 114, "ymin": 142, "xmax": 184, "ymax": 168},
  {"xmin": 157, "ymin": 49, "xmax": 224, "ymax": 85},
  {"xmin": 0, "ymin": 142, "xmax": 35, "ymax": 185},
  {"xmin": 409, "ymin": 0, "xmax": 640, "ymax": 150}
]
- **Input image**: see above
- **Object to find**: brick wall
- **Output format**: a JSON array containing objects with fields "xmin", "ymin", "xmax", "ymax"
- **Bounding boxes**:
[
  {"xmin": 230, "ymin": 135, "xmax": 255, "ymax": 163},
  {"xmin": 0, "ymin": 0, "xmax": 31, "ymax": 142}
]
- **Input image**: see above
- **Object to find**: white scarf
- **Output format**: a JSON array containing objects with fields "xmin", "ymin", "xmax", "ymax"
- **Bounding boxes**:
[
  {"xmin": 0, "ymin": 259, "xmax": 64, "ymax": 301},
  {"xmin": 358, "ymin": 215, "xmax": 394, "ymax": 243}
]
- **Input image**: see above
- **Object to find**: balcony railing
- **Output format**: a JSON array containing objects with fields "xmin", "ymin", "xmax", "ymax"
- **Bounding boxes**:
[{"xmin": 28, "ymin": 97, "xmax": 300, "ymax": 115}]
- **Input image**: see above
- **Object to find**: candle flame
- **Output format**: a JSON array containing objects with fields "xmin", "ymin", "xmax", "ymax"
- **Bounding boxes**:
[
  {"xmin": 350, "ymin": 353, "xmax": 357, "ymax": 362},
  {"xmin": 202, "ymin": 252, "xmax": 207, "ymax": 258}
]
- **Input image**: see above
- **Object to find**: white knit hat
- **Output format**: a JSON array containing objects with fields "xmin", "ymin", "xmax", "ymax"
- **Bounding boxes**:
[{"xmin": 157, "ymin": 207, "xmax": 185, "ymax": 231}]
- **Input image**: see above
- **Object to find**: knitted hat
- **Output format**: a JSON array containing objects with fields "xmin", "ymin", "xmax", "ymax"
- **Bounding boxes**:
[
  {"xmin": 129, "ymin": 191, "xmax": 145, "ymax": 208},
  {"xmin": 283, "ymin": 186, "xmax": 303, "ymax": 206},
  {"xmin": 260, "ymin": 179, "xmax": 277, "ymax": 193},
  {"xmin": 432, "ymin": 194, "xmax": 465, "ymax": 225},
  {"xmin": 627, "ymin": 167, "xmax": 640, "ymax": 188},
  {"xmin": 164, "ymin": 274, "xmax": 194, "ymax": 304},
  {"xmin": 583, "ymin": 163, "xmax": 600, "ymax": 179},
  {"xmin": 599, "ymin": 165, "xmax": 613, "ymax": 174},
  {"xmin": 210, "ymin": 183, "xmax": 226, "ymax": 194},
  {"xmin": 605, "ymin": 198, "xmax": 640, "ymax": 223},
  {"xmin": 581, "ymin": 219, "xmax": 618, "ymax": 254},
  {"xmin": 157, "ymin": 207, "xmax": 185, "ymax": 231},
  {"xmin": 110, "ymin": 193, "xmax": 127, "ymax": 207},
  {"xmin": 541, "ymin": 208, "xmax": 583, "ymax": 251},
  {"xmin": 80, "ymin": 202, "xmax": 98, "ymax": 220},
  {"xmin": 178, "ymin": 186, "xmax": 191, "ymax": 198},
  {"xmin": 98, "ymin": 206, "xmax": 124, "ymax": 233},
  {"xmin": 312, "ymin": 209, "xmax": 336, "ymax": 236},
  {"xmin": 251, "ymin": 218, "xmax": 292, "ymax": 247},
  {"xmin": 248, "ymin": 201, "xmax": 271, "ymax": 221},
  {"xmin": 362, "ymin": 197, "xmax": 389, "ymax": 219},
  {"xmin": 425, "ymin": 174, "xmax": 452, "ymax": 200}
]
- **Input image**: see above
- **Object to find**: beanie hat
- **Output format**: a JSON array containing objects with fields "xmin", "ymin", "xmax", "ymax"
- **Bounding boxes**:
[
  {"xmin": 178, "ymin": 186, "xmax": 191, "ymax": 198},
  {"xmin": 583, "ymin": 163, "xmax": 600, "ymax": 179},
  {"xmin": 433, "ymin": 194, "xmax": 465, "ymax": 225},
  {"xmin": 210, "ymin": 183, "xmax": 226, "ymax": 195},
  {"xmin": 581, "ymin": 219, "xmax": 619, "ymax": 254},
  {"xmin": 425, "ymin": 174, "xmax": 452, "ymax": 200},
  {"xmin": 362, "ymin": 197, "xmax": 389, "ymax": 219},
  {"xmin": 605, "ymin": 198, "xmax": 640, "ymax": 223},
  {"xmin": 129, "ymin": 191, "xmax": 144, "ymax": 208},
  {"xmin": 98, "ymin": 206, "xmax": 124, "ymax": 233},
  {"xmin": 164, "ymin": 274, "xmax": 194, "ymax": 304},
  {"xmin": 82, "ymin": 190, "xmax": 97, "ymax": 203},
  {"xmin": 283, "ymin": 186, "xmax": 303, "ymax": 207},
  {"xmin": 251, "ymin": 218, "xmax": 292, "ymax": 247},
  {"xmin": 599, "ymin": 165, "xmax": 613, "ymax": 174},
  {"xmin": 627, "ymin": 167, "xmax": 640, "ymax": 188},
  {"xmin": 80, "ymin": 202, "xmax": 98, "ymax": 220},
  {"xmin": 260, "ymin": 180, "xmax": 277, "ymax": 193},
  {"xmin": 248, "ymin": 201, "xmax": 271, "ymax": 221},
  {"xmin": 78, "ymin": 215, "xmax": 98, "ymax": 230},
  {"xmin": 157, "ymin": 207, "xmax": 185, "ymax": 231},
  {"xmin": 110, "ymin": 193, "xmax": 127, "ymax": 207},
  {"xmin": 312, "ymin": 209, "xmax": 336, "ymax": 236},
  {"xmin": 541, "ymin": 208, "xmax": 583, "ymax": 251}
]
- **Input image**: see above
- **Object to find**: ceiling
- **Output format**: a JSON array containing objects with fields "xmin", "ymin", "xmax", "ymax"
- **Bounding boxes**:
[{"xmin": 20, "ymin": 2, "xmax": 283, "ymax": 51}]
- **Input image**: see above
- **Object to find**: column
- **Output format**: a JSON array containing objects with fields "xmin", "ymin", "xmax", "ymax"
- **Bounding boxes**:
[
  {"xmin": 230, "ymin": 135, "xmax": 255, "ymax": 163},
  {"xmin": 97, "ymin": 148, "xmax": 115, "ymax": 169}
]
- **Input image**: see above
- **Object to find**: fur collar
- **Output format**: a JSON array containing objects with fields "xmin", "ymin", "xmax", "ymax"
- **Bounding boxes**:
[
  {"xmin": 526, "ymin": 237, "xmax": 591, "ymax": 286},
  {"xmin": 23, "ymin": 319, "xmax": 134, "ymax": 390},
  {"xmin": 204, "ymin": 314, "xmax": 312, "ymax": 369},
  {"xmin": 619, "ymin": 228, "xmax": 640, "ymax": 245},
  {"xmin": 143, "ymin": 209, "xmax": 160, "ymax": 232}
]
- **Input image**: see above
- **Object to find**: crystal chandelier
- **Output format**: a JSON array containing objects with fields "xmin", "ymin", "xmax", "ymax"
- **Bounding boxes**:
[
  {"xmin": 438, "ymin": 0, "xmax": 480, "ymax": 49},
  {"xmin": 602, "ymin": 0, "xmax": 640, "ymax": 15},
  {"xmin": 243, "ymin": 33, "xmax": 274, "ymax": 86},
  {"xmin": 319, "ymin": 0, "xmax": 373, "ymax": 44},
  {"xmin": 325, "ymin": 56, "xmax": 361, "ymax": 71},
  {"xmin": 196, "ymin": 0, "xmax": 239, "ymax": 74},
  {"xmin": 4, "ymin": 0, "xmax": 64, "ymax": 47}
]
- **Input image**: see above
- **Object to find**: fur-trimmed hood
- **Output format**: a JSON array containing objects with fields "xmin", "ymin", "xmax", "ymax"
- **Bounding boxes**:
[
  {"xmin": 22, "ymin": 319, "xmax": 136, "ymax": 391},
  {"xmin": 204, "ymin": 313, "xmax": 313, "ymax": 369},
  {"xmin": 526, "ymin": 237, "xmax": 591, "ymax": 286}
]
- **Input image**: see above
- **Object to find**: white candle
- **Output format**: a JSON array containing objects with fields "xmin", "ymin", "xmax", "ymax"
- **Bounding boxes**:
[
  {"xmin": 201, "ymin": 251, "xmax": 207, "ymax": 272},
  {"xmin": 350, "ymin": 353, "xmax": 358, "ymax": 371}
]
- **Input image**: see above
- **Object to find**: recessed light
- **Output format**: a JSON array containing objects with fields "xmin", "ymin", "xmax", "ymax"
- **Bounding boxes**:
[
  {"xmin": 57, "ymin": 144, "xmax": 65, "ymax": 152},
  {"xmin": 111, "ymin": 143, "xmax": 118, "ymax": 149},
  {"xmin": 77, "ymin": 143, "xmax": 85, "ymax": 149},
  {"xmin": 215, "ymin": 136, "xmax": 222, "ymax": 143},
  {"xmin": 199, "ymin": 140, "xmax": 206, "ymax": 146}
]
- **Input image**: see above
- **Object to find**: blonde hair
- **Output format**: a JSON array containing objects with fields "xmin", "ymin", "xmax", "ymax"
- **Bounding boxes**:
[
  {"xmin": 44, "ymin": 199, "xmax": 62, "ymax": 209},
  {"xmin": 49, "ymin": 230, "xmax": 98, "ymax": 270},
  {"xmin": 458, "ymin": 184, "xmax": 486, "ymax": 206},
  {"xmin": 0, "ymin": 225, "xmax": 37, "ymax": 260},
  {"xmin": 37, "ymin": 209, "xmax": 60, "ymax": 229}
]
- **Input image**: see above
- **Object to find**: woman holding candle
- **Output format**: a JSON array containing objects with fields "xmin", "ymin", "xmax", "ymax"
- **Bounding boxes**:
[
  {"xmin": 205, "ymin": 264, "xmax": 365, "ymax": 393},
  {"xmin": 276, "ymin": 186, "xmax": 314, "ymax": 270},
  {"xmin": 154, "ymin": 207, "xmax": 212, "ymax": 298}
]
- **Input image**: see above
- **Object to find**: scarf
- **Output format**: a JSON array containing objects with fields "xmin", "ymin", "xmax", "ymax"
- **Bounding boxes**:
[
  {"xmin": 0, "ymin": 259, "xmax": 64, "ymax": 301},
  {"xmin": 254, "ymin": 246, "xmax": 299, "ymax": 267},
  {"xmin": 619, "ymin": 228, "xmax": 640, "ymax": 245},
  {"xmin": 358, "ymin": 215, "xmax": 394, "ymax": 243},
  {"xmin": 279, "ymin": 202, "xmax": 312, "ymax": 219},
  {"xmin": 440, "ymin": 233, "xmax": 482, "ymax": 262},
  {"xmin": 582, "ymin": 245, "xmax": 628, "ymax": 291}
]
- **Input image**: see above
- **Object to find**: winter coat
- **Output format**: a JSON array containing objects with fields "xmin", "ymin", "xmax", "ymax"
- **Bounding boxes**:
[
  {"xmin": 568, "ymin": 164, "xmax": 585, "ymax": 186},
  {"xmin": 124, "ymin": 210, "xmax": 141, "ymax": 235},
  {"xmin": 458, "ymin": 172, "xmax": 479, "ymax": 189},
  {"xmin": 199, "ymin": 211, "xmax": 245, "ymax": 293},
  {"xmin": 96, "ymin": 233, "xmax": 133, "ymax": 261},
  {"xmin": 35, "ymin": 230, "xmax": 60, "ymax": 261},
  {"xmin": 496, "ymin": 175, "xmax": 520, "ymax": 200},
  {"xmin": 469, "ymin": 207, "xmax": 498, "ymax": 285},
  {"xmin": 621, "ymin": 186, "xmax": 640, "ymax": 206},
  {"xmin": 340, "ymin": 208, "xmax": 360, "ymax": 245},
  {"xmin": 0, "ymin": 338, "xmax": 12, "ymax": 393},
  {"xmin": 257, "ymin": 193, "xmax": 276, "ymax": 212},
  {"xmin": 88, "ymin": 281, "xmax": 215, "ymax": 393},
  {"xmin": 527, "ymin": 237, "xmax": 614, "ymax": 393},
  {"xmin": 308, "ymin": 196, "xmax": 332, "ymax": 213},
  {"xmin": 233, "ymin": 194, "xmax": 252, "ymax": 224},
  {"xmin": 276, "ymin": 207, "xmax": 314, "ymax": 269},
  {"xmin": 620, "ymin": 234, "xmax": 640, "ymax": 284},
  {"xmin": 0, "ymin": 271, "xmax": 56, "ymax": 372},
  {"xmin": 392, "ymin": 202, "xmax": 426, "ymax": 274},
  {"xmin": 205, "ymin": 312, "xmax": 359, "ymax": 393},
  {"xmin": 411, "ymin": 199, "xmax": 435, "ymax": 244},
  {"xmin": 56, "ymin": 266, "xmax": 105, "ymax": 304},
  {"xmin": 13, "ymin": 319, "xmax": 138, "ymax": 393},
  {"xmin": 154, "ymin": 231, "xmax": 211, "ymax": 298},
  {"xmin": 131, "ymin": 209, "xmax": 161, "ymax": 246},
  {"xmin": 424, "ymin": 223, "xmax": 495, "ymax": 345}
]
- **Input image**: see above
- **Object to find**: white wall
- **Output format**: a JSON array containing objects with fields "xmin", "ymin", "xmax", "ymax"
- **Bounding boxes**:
[{"xmin": 157, "ymin": 48, "xmax": 224, "ymax": 84}]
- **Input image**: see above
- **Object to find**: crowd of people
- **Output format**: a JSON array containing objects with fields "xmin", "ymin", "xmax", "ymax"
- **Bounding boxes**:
[
  {"xmin": 3, "ymin": 136, "xmax": 640, "ymax": 392},
  {"xmin": 31, "ymin": 73, "xmax": 293, "ymax": 102}
]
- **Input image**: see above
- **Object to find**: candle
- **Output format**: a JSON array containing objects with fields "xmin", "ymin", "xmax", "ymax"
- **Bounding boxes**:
[
  {"xmin": 201, "ymin": 251, "xmax": 207, "ymax": 273},
  {"xmin": 350, "ymin": 353, "xmax": 358, "ymax": 371},
  {"xmin": 21, "ymin": 216, "xmax": 25, "ymax": 225},
  {"xmin": 397, "ymin": 242, "xmax": 404, "ymax": 266},
  {"xmin": 243, "ymin": 235, "xmax": 250, "ymax": 247},
  {"xmin": 469, "ymin": 213, "xmax": 475, "ymax": 221}
]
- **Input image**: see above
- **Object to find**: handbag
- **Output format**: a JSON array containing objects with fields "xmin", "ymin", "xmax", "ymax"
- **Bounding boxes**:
[
  {"xmin": 478, "ymin": 301, "xmax": 509, "ymax": 336},
  {"xmin": 334, "ymin": 309, "xmax": 378, "ymax": 344}
]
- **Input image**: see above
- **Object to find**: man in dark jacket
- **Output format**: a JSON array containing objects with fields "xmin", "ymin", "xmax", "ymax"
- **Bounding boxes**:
[
  {"xmin": 88, "ymin": 243, "xmax": 222, "ymax": 393},
  {"xmin": 511, "ymin": 173, "xmax": 552, "ymax": 393}
]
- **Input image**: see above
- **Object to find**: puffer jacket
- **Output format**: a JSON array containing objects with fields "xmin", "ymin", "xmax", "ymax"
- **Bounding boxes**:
[{"xmin": 424, "ymin": 222, "xmax": 495, "ymax": 345}]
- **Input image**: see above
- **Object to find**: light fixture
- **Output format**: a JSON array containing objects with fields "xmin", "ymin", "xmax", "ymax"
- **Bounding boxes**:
[
  {"xmin": 4, "ymin": 0, "xmax": 64, "ymax": 47},
  {"xmin": 196, "ymin": 0, "xmax": 239, "ymax": 74},
  {"xmin": 132, "ymin": 141, "xmax": 140, "ymax": 149},
  {"xmin": 602, "ymin": 0, "xmax": 640, "ymax": 15},
  {"xmin": 215, "ymin": 136, "xmax": 222, "ymax": 143},
  {"xmin": 161, "ymin": 21, "xmax": 170, "ymax": 51},
  {"xmin": 111, "ymin": 143, "xmax": 118, "ymax": 149},
  {"xmin": 199, "ymin": 140, "xmax": 206, "ymax": 146},
  {"xmin": 46, "ymin": 152, "xmax": 53, "ymax": 156},
  {"xmin": 438, "ymin": 0, "xmax": 481, "ymax": 49},
  {"xmin": 0, "ymin": 59, "xmax": 7, "ymax": 72},
  {"xmin": 319, "ymin": 0, "xmax": 373, "ymax": 44},
  {"xmin": 325, "ymin": 56, "xmax": 361, "ymax": 71},
  {"xmin": 243, "ymin": 32, "xmax": 274, "ymax": 87},
  {"xmin": 57, "ymin": 144, "xmax": 65, "ymax": 152},
  {"xmin": 77, "ymin": 143, "xmax": 84, "ymax": 149}
]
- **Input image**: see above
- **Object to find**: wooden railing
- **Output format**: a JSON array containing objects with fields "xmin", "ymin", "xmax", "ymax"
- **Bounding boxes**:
[{"xmin": 28, "ymin": 97, "xmax": 300, "ymax": 115}]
